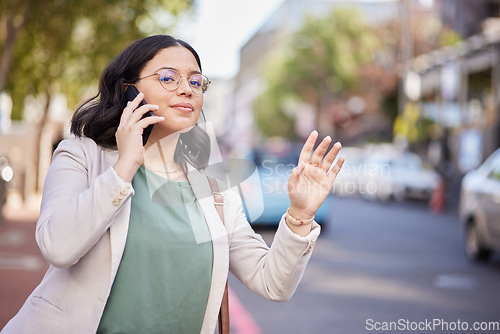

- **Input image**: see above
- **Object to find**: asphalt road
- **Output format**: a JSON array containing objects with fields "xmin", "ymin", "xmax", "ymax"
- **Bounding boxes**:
[{"xmin": 232, "ymin": 197, "xmax": 500, "ymax": 334}]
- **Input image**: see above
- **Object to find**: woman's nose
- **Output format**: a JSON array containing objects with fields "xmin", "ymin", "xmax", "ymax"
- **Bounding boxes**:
[{"xmin": 176, "ymin": 76, "xmax": 192, "ymax": 95}]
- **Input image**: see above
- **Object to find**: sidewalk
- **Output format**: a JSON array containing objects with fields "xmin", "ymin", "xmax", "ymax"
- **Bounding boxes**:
[{"xmin": 0, "ymin": 203, "xmax": 48, "ymax": 329}]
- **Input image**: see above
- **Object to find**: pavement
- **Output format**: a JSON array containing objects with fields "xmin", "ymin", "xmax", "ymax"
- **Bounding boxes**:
[{"xmin": 0, "ymin": 203, "xmax": 48, "ymax": 329}]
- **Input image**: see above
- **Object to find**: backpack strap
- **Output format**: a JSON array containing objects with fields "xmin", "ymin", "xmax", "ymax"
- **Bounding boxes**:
[{"xmin": 207, "ymin": 176, "xmax": 230, "ymax": 334}]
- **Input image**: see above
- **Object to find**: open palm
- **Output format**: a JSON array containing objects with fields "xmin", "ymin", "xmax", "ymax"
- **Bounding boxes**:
[{"xmin": 288, "ymin": 131, "xmax": 345, "ymax": 219}]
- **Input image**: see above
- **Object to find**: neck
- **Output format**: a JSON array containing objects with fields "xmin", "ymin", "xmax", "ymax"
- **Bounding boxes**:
[{"xmin": 143, "ymin": 133, "xmax": 181, "ymax": 171}]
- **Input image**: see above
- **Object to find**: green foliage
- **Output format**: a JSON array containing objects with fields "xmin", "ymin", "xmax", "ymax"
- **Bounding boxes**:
[
  {"xmin": 285, "ymin": 8, "xmax": 378, "ymax": 100},
  {"xmin": 254, "ymin": 55, "xmax": 295, "ymax": 138},
  {"xmin": 2, "ymin": 0, "xmax": 193, "ymax": 119},
  {"xmin": 254, "ymin": 88, "xmax": 295, "ymax": 139},
  {"xmin": 439, "ymin": 28, "xmax": 462, "ymax": 47},
  {"xmin": 254, "ymin": 7, "xmax": 380, "ymax": 139}
]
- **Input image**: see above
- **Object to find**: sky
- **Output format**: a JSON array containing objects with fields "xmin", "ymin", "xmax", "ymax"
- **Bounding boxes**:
[{"xmin": 173, "ymin": 0, "xmax": 285, "ymax": 79}]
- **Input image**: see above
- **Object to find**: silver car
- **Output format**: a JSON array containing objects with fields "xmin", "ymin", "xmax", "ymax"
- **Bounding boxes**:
[{"xmin": 459, "ymin": 148, "xmax": 500, "ymax": 261}]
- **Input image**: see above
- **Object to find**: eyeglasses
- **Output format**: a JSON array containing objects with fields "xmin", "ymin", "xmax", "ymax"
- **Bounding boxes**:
[{"xmin": 136, "ymin": 68, "xmax": 211, "ymax": 95}]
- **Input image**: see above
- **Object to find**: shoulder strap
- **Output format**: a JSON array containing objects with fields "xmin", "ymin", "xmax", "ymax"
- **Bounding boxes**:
[
  {"xmin": 207, "ymin": 176, "xmax": 230, "ymax": 334},
  {"xmin": 207, "ymin": 176, "xmax": 225, "ymax": 224}
]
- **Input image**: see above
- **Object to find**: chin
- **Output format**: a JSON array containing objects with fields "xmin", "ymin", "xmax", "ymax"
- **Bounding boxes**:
[
  {"xmin": 179, "ymin": 124, "xmax": 195, "ymax": 133},
  {"xmin": 160, "ymin": 120, "xmax": 197, "ymax": 135}
]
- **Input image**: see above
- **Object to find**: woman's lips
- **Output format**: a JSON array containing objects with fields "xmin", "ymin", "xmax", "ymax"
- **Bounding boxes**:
[{"xmin": 171, "ymin": 102, "xmax": 194, "ymax": 113}]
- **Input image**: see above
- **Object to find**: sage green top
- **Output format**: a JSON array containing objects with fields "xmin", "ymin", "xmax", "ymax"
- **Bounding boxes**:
[{"xmin": 97, "ymin": 165, "xmax": 213, "ymax": 333}]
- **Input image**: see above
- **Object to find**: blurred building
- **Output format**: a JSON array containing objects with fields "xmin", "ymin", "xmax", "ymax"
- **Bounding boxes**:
[
  {"xmin": 440, "ymin": 0, "xmax": 500, "ymax": 37},
  {"xmin": 403, "ymin": 0, "xmax": 500, "ymax": 178},
  {"xmin": 229, "ymin": 0, "xmax": 438, "ymax": 158},
  {"xmin": 202, "ymin": 77, "xmax": 236, "ymax": 157},
  {"xmin": 0, "ymin": 94, "xmax": 68, "ymax": 214}
]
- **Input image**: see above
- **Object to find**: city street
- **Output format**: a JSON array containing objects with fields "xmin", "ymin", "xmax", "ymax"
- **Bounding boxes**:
[
  {"xmin": 232, "ymin": 197, "xmax": 500, "ymax": 334},
  {"xmin": 2, "ymin": 1, "xmax": 500, "ymax": 334},
  {"xmin": 0, "ymin": 206, "xmax": 48, "ymax": 329},
  {"xmin": 1, "ymin": 197, "xmax": 499, "ymax": 333}
]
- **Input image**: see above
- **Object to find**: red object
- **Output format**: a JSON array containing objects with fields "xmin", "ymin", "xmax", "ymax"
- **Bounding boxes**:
[{"xmin": 430, "ymin": 179, "xmax": 445, "ymax": 213}]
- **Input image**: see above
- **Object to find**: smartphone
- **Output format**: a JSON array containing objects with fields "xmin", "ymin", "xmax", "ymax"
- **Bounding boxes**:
[{"xmin": 125, "ymin": 85, "xmax": 155, "ymax": 146}]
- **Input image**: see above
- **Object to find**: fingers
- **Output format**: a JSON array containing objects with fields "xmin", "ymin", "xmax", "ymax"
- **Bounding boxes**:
[
  {"xmin": 121, "ymin": 92, "xmax": 162, "ymax": 129},
  {"xmin": 310, "ymin": 136, "xmax": 332, "ymax": 167},
  {"xmin": 132, "ymin": 104, "xmax": 160, "ymax": 123},
  {"xmin": 290, "ymin": 161, "xmax": 306, "ymax": 182},
  {"xmin": 137, "ymin": 113, "xmax": 165, "ymax": 130},
  {"xmin": 328, "ymin": 156, "xmax": 345, "ymax": 183},
  {"xmin": 298, "ymin": 131, "xmax": 342, "ymax": 170},
  {"xmin": 320, "ymin": 141, "xmax": 342, "ymax": 172},
  {"xmin": 130, "ymin": 94, "xmax": 159, "ymax": 120},
  {"xmin": 298, "ymin": 131, "xmax": 318, "ymax": 164},
  {"xmin": 121, "ymin": 92, "xmax": 145, "ymax": 121}
]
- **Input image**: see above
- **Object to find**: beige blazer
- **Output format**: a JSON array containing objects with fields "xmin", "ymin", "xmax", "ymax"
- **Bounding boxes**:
[{"xmin": 1, "ymin": 137, "xmax": 320, "ymax": 334}]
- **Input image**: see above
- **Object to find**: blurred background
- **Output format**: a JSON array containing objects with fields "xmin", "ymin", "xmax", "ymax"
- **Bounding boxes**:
[{"xmin": 1, "ymin": 0, "xmax": 500, "ymax": 333}]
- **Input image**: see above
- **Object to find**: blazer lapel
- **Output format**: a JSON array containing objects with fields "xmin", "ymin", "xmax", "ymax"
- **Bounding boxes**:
[
  {"xmin": 187, "ymin": 168, "xmax": 230, "ymax": 334},
  {"xmin": 187, "ymin": 168, "xmax": 229, "ymax": 242}
]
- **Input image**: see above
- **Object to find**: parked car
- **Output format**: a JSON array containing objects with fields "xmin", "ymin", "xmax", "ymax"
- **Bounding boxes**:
[
  {"xmin": 459, "ymin": 148, "xmax": 500, "ymax": 261},
  {"xmin": 332, "ymin": 147, "xmax": 365, "ymax": 197},
  {"xmin": 251, "ymin": 141, "xmax": 332, "ymax": 226},
  {"xmin": 362, "ymin": 150, "xmax": 440, "ymax": 203}
]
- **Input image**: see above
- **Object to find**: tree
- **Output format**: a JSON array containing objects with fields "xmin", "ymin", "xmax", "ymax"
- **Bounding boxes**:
[
  {"xmin": 254, "ymin": 7, "xmax": 380, "ymax": 139},
  {"xmin": 1, "ymin": 0, "xmax": 193, "ymax": 191},
  {"xmin": 3, "ymin": 0, "xmax": 194, "ymax": 118}
]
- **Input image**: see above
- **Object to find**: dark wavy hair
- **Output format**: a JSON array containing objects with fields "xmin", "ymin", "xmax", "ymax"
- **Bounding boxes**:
[{"xmin": 70, "ymin": 35, "xmax": 211, "ymax": 172}]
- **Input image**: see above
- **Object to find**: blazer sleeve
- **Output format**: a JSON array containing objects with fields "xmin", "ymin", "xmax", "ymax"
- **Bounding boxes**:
[
  {"xmin": 225, "ymin": 188, "xmax": 320, "ymax": 302},
  {"xmin": 35, "ymin": 138, "xmax": 134, "ymax": 269}
]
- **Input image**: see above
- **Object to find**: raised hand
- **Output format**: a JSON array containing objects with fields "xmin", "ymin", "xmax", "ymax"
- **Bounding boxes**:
[
  {"xmin": 113, "ymin": 92, "xmax": 164, "ymax": 182},
  {"xmin": 287, "ymin": 131, "xmax": 345, "ymax": 224}
]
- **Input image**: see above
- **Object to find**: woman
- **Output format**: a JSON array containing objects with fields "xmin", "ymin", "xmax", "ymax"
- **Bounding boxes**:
[{"xmin": 2, "ymin": 35, "xmax": 344, "ymax": 334}]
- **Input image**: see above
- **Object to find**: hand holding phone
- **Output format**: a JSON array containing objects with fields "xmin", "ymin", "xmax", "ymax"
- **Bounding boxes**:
[{"xmin": 125, "ymin": 85, "xmax": 155, "ymax": 146}]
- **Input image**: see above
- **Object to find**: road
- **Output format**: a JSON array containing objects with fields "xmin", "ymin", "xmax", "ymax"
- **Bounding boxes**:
[{"xmin": 231, "ymin": 197, "xmax": 500, "ymax": 334}]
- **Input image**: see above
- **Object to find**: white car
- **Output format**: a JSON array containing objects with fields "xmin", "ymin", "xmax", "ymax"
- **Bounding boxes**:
[
  {"xmin": 332, "ymin": 147, "xmax": 366, "ymax": 196},
  {"xmin": 459, "ymin": 148, "xmax": 500, "ymax": 261},
  {"xmin": 362, "ymin": 151, "xmax": 441, "ymax": 202}
]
